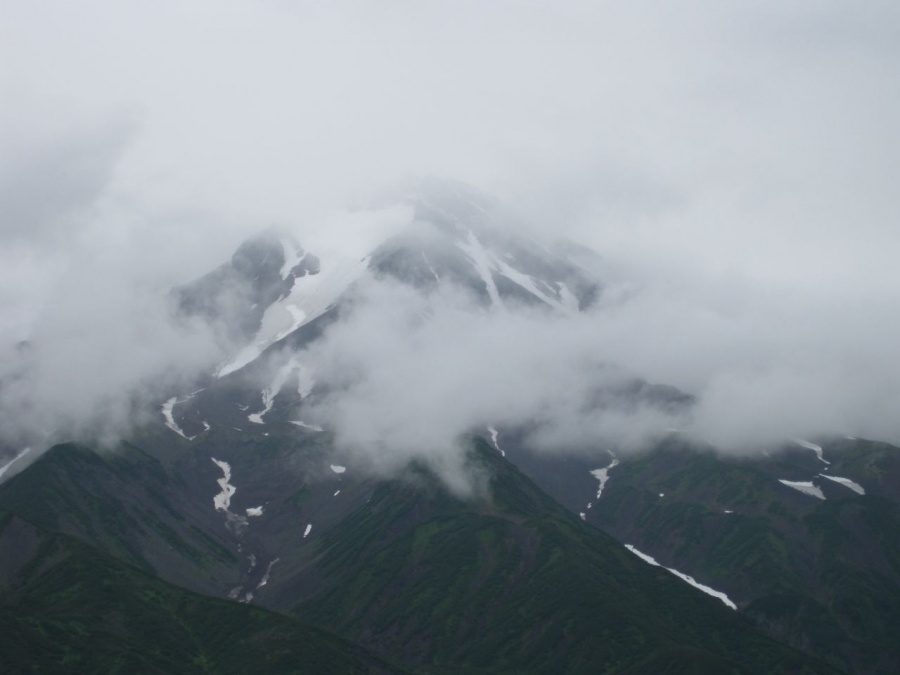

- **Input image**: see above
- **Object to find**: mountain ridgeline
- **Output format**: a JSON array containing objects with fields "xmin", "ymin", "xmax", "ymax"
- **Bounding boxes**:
[{"xmin": 1, "ymin": 182, "xmax": 895, "ymax": 673}]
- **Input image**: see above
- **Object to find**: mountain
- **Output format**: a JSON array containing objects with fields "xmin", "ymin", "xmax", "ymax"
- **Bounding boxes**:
[
  {"xmin": 369, "ymin": 181, "xmax": 600, "ymax": 311},
  {"xmin": 583, "ymin": 436, "xmax": 900, "ymax": 675},
  {"xmin": 0, "ymin": 512, "xmax": 402, "ymax": 674},
  {"xmin": 0, "ymin": 181, "xmax": 894, "ymax": 672},
  {"xmin": 0, "ymin": 435, "xmax": 838, "ymax": 674}
]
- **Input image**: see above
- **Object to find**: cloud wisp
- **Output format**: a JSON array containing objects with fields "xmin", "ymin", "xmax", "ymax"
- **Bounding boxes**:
[{"xmin": 294, "ymin": 262, "xmax": 900, "ymax": 490}]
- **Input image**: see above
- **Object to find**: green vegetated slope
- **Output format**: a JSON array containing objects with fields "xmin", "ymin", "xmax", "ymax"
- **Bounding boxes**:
[
  {"xmin": 590, "ymin": 438, "xmax": 900, "ymax": 675},
  {"xmin": 0, "ymin": 437, "xmax": 843, "ymax": 674},
  {"xmin": 0, "ymin": 513, "xmax": 403, "ymax": 675},
  {"xmin": 292, "ymin": 442, "xmax": 841, "ymax": 674},
  {"xmin": 0, "ymin": 441, "xmax": 242, "ymax": 596}
]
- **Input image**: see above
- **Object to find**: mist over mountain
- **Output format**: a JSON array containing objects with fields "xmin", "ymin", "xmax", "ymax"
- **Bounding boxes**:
[
  {"xmin": 1, "ymin": 178, "xmax": 898, "ymax": 486},
  {"xmin": 1, "ymin": 5, "xmax": 899, "ymax": 671},
  {"xmin": 1, "ymin": 2, "xmax": 898, "ymax": 467}
]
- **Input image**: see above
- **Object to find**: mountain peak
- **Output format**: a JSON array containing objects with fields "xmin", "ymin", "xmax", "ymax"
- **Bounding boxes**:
[{"xmin": 370, "ymin": 183, "xmax": 601, "ymax": 311}]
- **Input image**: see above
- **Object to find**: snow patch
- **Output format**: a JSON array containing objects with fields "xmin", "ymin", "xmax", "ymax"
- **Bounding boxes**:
[
  {"xmin": 280, "ymin": 238, "xmax": 304, "ymax": 280},
  {"xmin": 330, "ymin": 464, "xmax": 346, "ymax": 474},
  {"xmin": 491, "ymin": 255, "xmax": 575, "ymax": 313},
  {"xmin": 257, "ymin": 558, "xmax": 280, "ymax": 589},
  {"xmin": 334, "ymin": 490, "xmax": 341, "ymax": 497},
  {"xmin": 291, "ymin": 420, "xmax": 324, "ymax": 432},
  {"xmin": 0, "ymin": 447, "xmax": 32, "ymax": 480},
  {"xmin": 456, "ymin": 230, "xmax": 501, "ymax": 306},
  {"xmin": 216, "ymin": 254, "xmax": 368, "ymax": 377},
  {"xmin": 819, "ymin": 474, "xmax": 865, "ymax": 495},
  {"xmin": 794, "ymin": 439, "xmax": 830, "ymax": 465},
  {"xmin": 778, "ymin": 479, "xmax": 826, "ymax": 500},
  {"xmin": 303, "ymin": 523, "xmax": 312, "ymax": 538},
  {"xmin": 624, "ymin": 544, "xmax": 737, "ymax": 610},
  {"xmin": 248, "ymin": 357, "xmax": 305, "ymax": 424},
  {"xmin": 246, "ymin": 506, "xmax": 264, "ymax": 517},
  {"xmin": 211, "ymin": 458, "xmax": 236, "ymax": 511},
  {"xmin": 589, "ymin": 457, "xmax": 620, "ymax": 500},
  {"xmin": 161, "ymin": 397, "xmax": 193, "ymax": 440},
  {"xmin": 487, "ymin": 426, "xmax": 505, "ymax": 456},
  {"xmin": 210, "ymin": 458, "xmax": 250, "ymax": 533}
]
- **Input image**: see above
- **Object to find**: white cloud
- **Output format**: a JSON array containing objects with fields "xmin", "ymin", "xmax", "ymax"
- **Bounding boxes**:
[{"xmin": 0, "ymin": 0, "xmax": 898, "ymax": 477}]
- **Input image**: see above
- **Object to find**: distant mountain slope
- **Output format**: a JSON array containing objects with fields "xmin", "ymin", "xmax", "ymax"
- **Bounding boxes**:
[
  {"xmin": 287, "ymin": 441, "xmax": 840, "ymax": 674},
  {"xmin": 3, "ymin": 182, "xmax": 890, "ymax": 672},
  {"xmin": 580, "ymin": 436, "xmax": 900, "ymax": 675},
  {"xmin": 0, "ymin": 513, "xmax": 403, "ymax": 674},
  {"xmin": 0, "ymin": 435, "xmax": 841, "ymax": 673},
  {"xmin": 0, "ymin": 440, "xmax": 242, "ymax": 596}
]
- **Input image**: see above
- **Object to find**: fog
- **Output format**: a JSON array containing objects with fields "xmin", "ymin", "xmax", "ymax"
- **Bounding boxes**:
[{"xmin": 1, "ymin": 2, "xmax": 899, "ymax": 470}]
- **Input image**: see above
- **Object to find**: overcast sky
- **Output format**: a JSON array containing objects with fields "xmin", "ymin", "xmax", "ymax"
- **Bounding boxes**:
[{"xmin": 1, "ymin": 1, "xmax": 899, "ymax": 458}]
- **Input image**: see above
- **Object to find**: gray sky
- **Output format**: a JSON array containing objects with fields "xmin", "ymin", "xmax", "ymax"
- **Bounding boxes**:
[{"xmin": 1, "ymin": 1, "xmax": 899, "ymax": 457}]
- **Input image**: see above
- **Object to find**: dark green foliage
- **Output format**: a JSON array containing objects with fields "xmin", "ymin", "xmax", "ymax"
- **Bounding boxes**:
[
  {"xmin": 0, "ymin": 438, "xmax": 846, "ymax": 674},
  {"xmin": 591, "ymin": 440, "xmax": 900, "ymax": 674},
  {"xmin": 293, "ymin": 445, "xmax": 839, "ymax": 674},
  {"xmin": 0, "ymin": 442, "xmax": 242, "ymax": 595},
  {"xmin": 0, "ymin": 514, "xmax": 402, "ymax": 674}
]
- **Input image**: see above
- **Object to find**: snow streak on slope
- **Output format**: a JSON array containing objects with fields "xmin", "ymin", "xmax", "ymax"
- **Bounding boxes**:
[
  {"xmin": 211, "ymin": 458, "xmax": 237, "ymax": 511},
  {"xmin": 280, "ymin": 238, "xmax": 304, "ymax": 280},
  {"xmin": 590, "ymin": 456, "xmax": 620, "ymax": 500},
  {"xmin": 487, "ymin": 426, "xmax": 505, "ymax": 456},
  {"xmin": 290, "ymin": 420, "xmax": 323, "ymax": 432},
  {"xmin": 161, "ymin": 396, "xmax": 193, "ymax": 439},
  {"xmin": 491, "ymin": 255, "xmax": 576, "ymax": 313},
  {"xmin": 256, "ymin": 558, "xmax": 279, "ymax": 589},
  {"xmin": 217, "ymin": 254, "xmax": 369, "ymax": 377},
  {"xmin": 581, "ymin": 454, "xmax": 619, "ymax": 519},
  {"xmin": 456, "ymin": 231, "xmax": 501, "ymax": 306},
  {"xmin": 453, "ymin": 227, "xmax": 580, "ymax": 312},
  {"xmin": 0, "ymin": 447, "xmax": 31, "ymax": 481},
  {"xmin": 624, "ymin": 544, "xmax": 737, "ymax": 610},
  {"xmin": 248, "ymin": 357, "xmax": 310, "ymax": 424},
  {"xmin": 819, "ymin": 473, "xmax": 865, "ymax": 495},
  {"xmin": 211, "ymin": 457, "xmax": 250, "ymax": 534},
  {"xmin": 778, "ymin": 479, "xmax": 826, "ymax": 500},
  {"xmin": 794, "ymin": 439, "xmax": 830, "ymax": 465}
]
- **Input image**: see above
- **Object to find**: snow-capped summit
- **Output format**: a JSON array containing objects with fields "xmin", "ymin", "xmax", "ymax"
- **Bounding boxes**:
[{"xmin": 371, "ymin": 180, "xmax": 602, "ymax": 312}]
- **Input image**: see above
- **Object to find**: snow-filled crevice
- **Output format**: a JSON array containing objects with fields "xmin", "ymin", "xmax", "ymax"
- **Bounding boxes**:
[
  {"xmin": 818, "ymin": 473, "xmax": 865, "ymax": 495},
  {"xmin": 624, "ymin": 544, "xmax": 737, "ymax": 610},
  {"xmin": 778, "ymin": 479, "xmax": 826, "ymax": 500},
  {"xmin": 0, "ymin": 447, "xmax": 32, "ymax": 481},
  {"xmin": 456, "ymin": 230, "xmax": 501, "ymax": 306},
  {"xmin": 487, "ymin": 426, "xmax": 505, "ymax": 456},
  {"xmin": 794, "ymin": 439, "xmax": 830, "ymax": 465}
]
